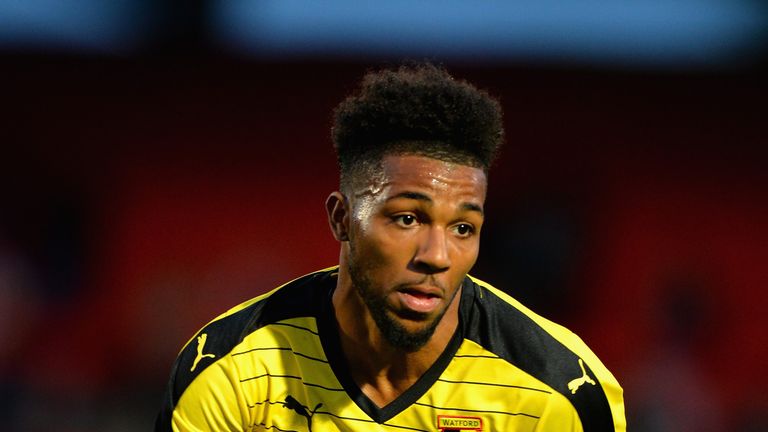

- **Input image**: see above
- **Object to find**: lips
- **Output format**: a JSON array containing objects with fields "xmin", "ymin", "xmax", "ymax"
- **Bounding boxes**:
[{"xmin": 395, "ymin": 285, "xmax": 443, "ymax": 315}]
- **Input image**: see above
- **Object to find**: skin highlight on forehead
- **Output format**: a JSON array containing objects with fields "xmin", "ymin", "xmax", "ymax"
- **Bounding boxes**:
[{"xmin": 384, "ymin": 155, "xmax": 486, "ymax": 190}]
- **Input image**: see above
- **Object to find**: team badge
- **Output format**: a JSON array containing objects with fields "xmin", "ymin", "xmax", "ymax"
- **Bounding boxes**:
[{"xmin": 437, "ymin": 415, "xmax": 483, "ymax": 431}]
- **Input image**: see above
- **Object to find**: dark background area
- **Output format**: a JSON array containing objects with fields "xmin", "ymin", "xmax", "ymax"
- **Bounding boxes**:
[{"xmin": 2, "ymin": 2, "xmax": 767, "ymax": 430}]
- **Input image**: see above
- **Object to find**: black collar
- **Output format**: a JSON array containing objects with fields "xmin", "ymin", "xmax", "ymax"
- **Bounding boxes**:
[{"xmin": 317, "ymin": 274, "xmax": 474, "ymax": 423}]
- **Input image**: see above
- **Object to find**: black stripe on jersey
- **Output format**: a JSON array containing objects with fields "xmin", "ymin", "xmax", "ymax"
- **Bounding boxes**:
[
  {"xmin": 413, "ymin": 401, "xmax": 540, "ymax": 419},
  {"xmin": 316, "ymin": 411, "xmax": 432, "ymax": 432},
  {"xmin": 249, "ymin": 398, "xmax": 287, "ymax": 409},
  {"xmin": 435, "ymin": 378, "xmax": 551, "ymax": 393},
  {"xmin": 231, "ymin": 346, "xmax": 328, "ymax": 364},
  {"xmin": 244, "ymin": 403, "xmax": 430, "ymax": 432},
  {"xmin": 269, "ymin": 321, "xmax": 320, "ymax": 335},
  {"xmin": 315, "ymin": 411, "xmax": 428, "ymax": 432},
  {"xmin": 462, "ymin": 278, "xmax": 614, "ymax": 431},
  {"xmin": 239, "ymin": 373, "xmax": 346, "ymax": 392},
  {"xmin": 155, "ymin": 269, "xmax": 337, "ymax": 432},
  {"xmin": 253, "ymin": 423, "xmax": 300, "ymax": 432},
  {"xmin": 253, "ymin": 418, "xmax": 428, "ymax": 432},
  {"xmin": 452, "ymin": 354, "xmax": 503, "ymax": 359}
]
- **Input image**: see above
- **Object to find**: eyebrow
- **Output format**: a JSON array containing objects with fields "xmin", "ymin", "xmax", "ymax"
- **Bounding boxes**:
[{"xmin": 387, "ymin": 191, "xmax": 484, "ymax": 215}]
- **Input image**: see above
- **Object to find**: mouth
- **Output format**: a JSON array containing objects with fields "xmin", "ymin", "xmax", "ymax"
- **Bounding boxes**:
[{"xmin": 395, "ymin": 285, "xmax": 443, "ymax": 315}]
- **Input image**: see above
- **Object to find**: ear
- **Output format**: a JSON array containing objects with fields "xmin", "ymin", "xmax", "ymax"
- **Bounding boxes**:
[{"xmin": 326, "ymin": 191, "xmax": 350, "ymax": 241}]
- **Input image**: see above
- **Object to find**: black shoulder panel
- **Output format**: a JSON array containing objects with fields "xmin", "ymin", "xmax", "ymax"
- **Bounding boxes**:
[
  {"xmin": 461, "ymin": 279, "xmax": 615, "ymax": 431},
  {"xmin": 154, "ymin": 268, "xmax": 336, "ymax": 431}
]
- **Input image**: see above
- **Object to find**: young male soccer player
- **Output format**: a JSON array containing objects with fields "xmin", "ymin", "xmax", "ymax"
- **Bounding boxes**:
[{"xmin": 156, "ymin": 64, "xmax": 626, "ymax": 431}]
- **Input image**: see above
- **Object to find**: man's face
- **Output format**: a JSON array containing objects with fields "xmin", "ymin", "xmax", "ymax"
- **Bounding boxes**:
[{"xmin": 344, "ymin": 154, "xmax": 487, "ymax": 351}]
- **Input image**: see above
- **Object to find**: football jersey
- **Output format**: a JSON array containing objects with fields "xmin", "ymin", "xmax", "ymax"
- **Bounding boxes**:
[{"xmin": 156, "ymin": 267, "xmax": 625, "ymax": 431}]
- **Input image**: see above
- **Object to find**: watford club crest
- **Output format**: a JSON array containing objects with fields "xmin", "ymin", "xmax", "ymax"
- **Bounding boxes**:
[{"xmin": 436, "ymin": 415, "xmax": 483, "ymax": 431}]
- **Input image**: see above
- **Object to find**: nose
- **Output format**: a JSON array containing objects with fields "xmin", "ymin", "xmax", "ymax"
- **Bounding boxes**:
[{"xmin": 412, "ymin": 226, "xmax": 451, "ymax": 273}]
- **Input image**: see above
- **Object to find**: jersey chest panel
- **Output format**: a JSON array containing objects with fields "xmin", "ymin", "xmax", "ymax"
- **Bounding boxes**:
[{"xmin": 235, "ymin": 320, "xmax": 565, "ymax": 432}]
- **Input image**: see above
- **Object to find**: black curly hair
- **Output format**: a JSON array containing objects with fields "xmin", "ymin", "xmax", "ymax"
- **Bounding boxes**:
[{"xmin": 332, "ymin": 64, "xmax": 504, "ymax": 191}]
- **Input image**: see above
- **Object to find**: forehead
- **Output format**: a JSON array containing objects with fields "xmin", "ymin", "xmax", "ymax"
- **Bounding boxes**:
[{"xmin": 378, "ymin": 154, "xmax": 487, "ymax": 202}]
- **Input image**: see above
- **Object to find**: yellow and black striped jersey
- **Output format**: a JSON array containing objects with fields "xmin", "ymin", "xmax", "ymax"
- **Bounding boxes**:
[{"xmin": 156, "ymin": 267, "xmax": 625, "ymax": 431}]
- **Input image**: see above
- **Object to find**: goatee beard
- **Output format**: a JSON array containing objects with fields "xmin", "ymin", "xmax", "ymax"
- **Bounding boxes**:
[{"xmin": 347, "ymin": 257, "xmax": 451, "ymax": 352}]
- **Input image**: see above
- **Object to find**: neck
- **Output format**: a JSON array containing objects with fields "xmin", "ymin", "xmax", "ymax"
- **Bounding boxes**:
[{"xmin": 331, "ymin": 269, "xmax": 461, "ymax": 407}]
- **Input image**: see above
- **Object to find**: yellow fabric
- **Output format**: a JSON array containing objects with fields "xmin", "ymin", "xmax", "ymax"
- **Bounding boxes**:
[
  {"xmin": 173, "ymin": 318, "xmax": 591, "ymax": 431},
  {"xmin": 470, "ymin": 277, "xmax": 626, "ymax": 432},
  {"xmin": 168, "ymin": 271, "xmax": 626, "ymax": 431}
]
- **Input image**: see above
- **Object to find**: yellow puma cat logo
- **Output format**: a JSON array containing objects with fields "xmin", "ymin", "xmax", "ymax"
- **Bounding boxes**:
[
  {"xmin": 567, "ymin": 358, "xmax": 596, "ymax": 394},
  {"xmin": 190, "ymin": 333, "xmax": 216, "ymax": 372}
]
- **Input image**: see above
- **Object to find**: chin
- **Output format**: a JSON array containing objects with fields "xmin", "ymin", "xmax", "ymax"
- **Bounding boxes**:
[{"xmin": 378, "ymin": 311, "xmax": 443, "ymax": 352}]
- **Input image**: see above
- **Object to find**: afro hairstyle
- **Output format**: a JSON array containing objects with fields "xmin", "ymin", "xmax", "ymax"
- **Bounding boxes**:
[{"xmin": 332, "ymin": 64, "xmax": 504, "ymax": 190}]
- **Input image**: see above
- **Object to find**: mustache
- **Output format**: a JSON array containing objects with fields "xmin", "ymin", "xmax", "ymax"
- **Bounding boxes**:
[{"xmin": 396, "ymin": 276, "xmax": 448, "ymax": 293}]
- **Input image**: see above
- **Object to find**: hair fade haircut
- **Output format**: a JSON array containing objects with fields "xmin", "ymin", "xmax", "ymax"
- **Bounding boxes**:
[{"xmin": 332, "ymin": 64, "xmax": 504, "ymax": 190}]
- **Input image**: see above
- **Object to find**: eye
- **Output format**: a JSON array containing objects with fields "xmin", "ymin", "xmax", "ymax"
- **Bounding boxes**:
[
  {"xmin": 393, "ymin": 214, "xmax": 417, "ymax": 227},
  {"xmin": 452, "ymin": 223, "xmax": 474, "ymax": 237}
]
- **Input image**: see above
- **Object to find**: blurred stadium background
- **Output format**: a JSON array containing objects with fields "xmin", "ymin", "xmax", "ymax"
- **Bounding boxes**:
[{"xmin": 1, "ymin": 1, "xmax": 767, "ymax": 430}]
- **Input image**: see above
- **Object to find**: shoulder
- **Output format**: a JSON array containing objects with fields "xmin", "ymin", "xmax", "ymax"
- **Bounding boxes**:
[
  {"xmin": 462, "ymin": 275, "xmax": 626, "ymax": 432},
  {"xmin": 155, "ymin": 267, "xmax": 338, "ymax": 431},
  {"xmin": 178, "ymin": 266, "xmax": 336, "ymax": 367}
]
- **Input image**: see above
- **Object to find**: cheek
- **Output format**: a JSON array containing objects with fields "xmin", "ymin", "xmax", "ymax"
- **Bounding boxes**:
[
  {"xmin": 352, "ymin": 227, "xmax": 414, "ymax": 272},
  {"xmin": 451, "ymin": 239, "xmax": 480, "ymax": 270}
]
